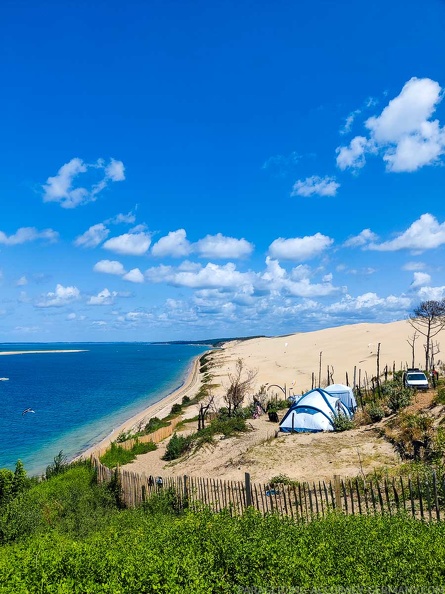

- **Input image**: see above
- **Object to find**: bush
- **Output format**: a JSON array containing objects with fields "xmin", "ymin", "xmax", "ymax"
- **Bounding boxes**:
[
  {"xmin": 367, "ymin": 402, "xmax": 385, "ymax": 423},
  {"xmin": 386, "ymin": 386, "xmax": 414, "ymax": 413},
  {"xmin": 331, "ymin": 412, "xmax": 354, "ymax": 432},
  {"xmin": 269, "ymin": 474, "xmax": 299, "ymax": 487},
  {"xmin": 435, "ymin": 386, "xmax": 445, "ymax": 405},
  {"xmin": 162, "ymin": 433, "xmax": 192, "ymax": 461},
  {"xmin": 170, "ymin": 403, "xmax": 183, "ymax": 416},
  {"xmin": 381, "ymin": 380, "xmax": 414, "ymax": 413},
  {"xmin": 182, "ymin": 395, "xmax": 191, "ymax": 406},
  {"xmin": 144, "ymin": 417, "xmax": 170, "ymax": 434},
  {"xmin": 45, "ymin": 450, "xmax": 69, "ymax": 480}
]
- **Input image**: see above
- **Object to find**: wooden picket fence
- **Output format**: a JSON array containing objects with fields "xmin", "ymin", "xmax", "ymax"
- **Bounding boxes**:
[{"xmin": 91, "ymin": 456, "xmax": 445, "ymax": 522}]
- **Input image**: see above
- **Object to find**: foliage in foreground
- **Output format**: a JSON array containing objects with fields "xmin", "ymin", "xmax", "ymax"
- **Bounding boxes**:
[
  {"xmin": 1, "ymin": 501, "xmax": 445, "ymax": 592},
  {"xmin": 2, "ymin": 464, "xmax": 445, "ymax": 591}
]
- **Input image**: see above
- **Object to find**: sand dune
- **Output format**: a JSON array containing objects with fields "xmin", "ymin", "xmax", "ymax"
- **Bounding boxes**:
[
  {"xmin": 126, "ymin": 319, "xmax": 444, "ymax": 483},
  {"xmin": 211, "ymin": 319, "xmax": 443, "ymax": 398}
]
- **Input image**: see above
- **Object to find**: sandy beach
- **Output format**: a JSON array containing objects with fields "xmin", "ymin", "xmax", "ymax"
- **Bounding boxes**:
[
  {"xmin": 114, "ymin": 319, "xmax": 445, "ymax": 483},
  {"xmin": 75, "ymin": 354, "xmax": 205, "ymax": 461}
]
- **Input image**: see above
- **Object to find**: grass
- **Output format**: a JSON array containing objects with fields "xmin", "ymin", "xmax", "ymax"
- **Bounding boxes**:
[{"xmin": 100, "ymin": 440, "xmax": 157, "ymax": 468}]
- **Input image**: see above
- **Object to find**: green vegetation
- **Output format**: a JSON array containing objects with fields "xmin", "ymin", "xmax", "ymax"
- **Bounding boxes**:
[
  {"xmin": 1, "ymin": 463, "xmax": 445, "ymax": 592},
  {"xmin": 331, "ymin": 411, "xmax": 355, "ymax": 432},
  {"xmin": 100, "ymin": 440, "xmax": 157, "ymax": 468},
  {"xmin": 169, "ymin": 402, "xmax": 183, "ymax": 416},
  {"xmin": 269, "ymin": 473, "xmax": 300, "ymax": 487},
  {"xmin": 163, "ymin": 415, "xmax": 249, "ymax": 461},
  {"xmin": 144, "ymin": 416, "xmax": 171, "ymax": 434},
  {"xmin": 435, "ymin": 385, "xmax": 445, "ymax": 405},
  {"xmin": 381, "ymin": 381, "xmax": 414, "ymax": 413}
]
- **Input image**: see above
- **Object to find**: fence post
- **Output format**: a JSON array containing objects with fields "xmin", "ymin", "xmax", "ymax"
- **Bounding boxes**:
[
  {"xmin": 245, "ymin": 472, "xmax": 252, "ymax": 507},
  {"xmin": 183, "ymin": 475, "xmax": 188, "ymax": 508},
  {"xmin": 432, "ymin": 470, "xmax": 440, "ymax": 521},
  {"xmin": 334, "ymin": 475, "xmax": 342, "ymax": 511}
]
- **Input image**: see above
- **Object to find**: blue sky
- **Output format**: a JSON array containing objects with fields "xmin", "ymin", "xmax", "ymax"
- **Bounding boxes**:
[{"xmin": 1, "ymin": 0, "xmax": 445, "ymax": 341}]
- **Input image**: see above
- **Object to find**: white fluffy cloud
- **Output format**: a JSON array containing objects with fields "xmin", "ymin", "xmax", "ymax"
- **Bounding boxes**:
[
  {"xmin": 151, "ymin": 229, "xmax": 192, "ymax": 258},
  {"xmin": 336, "ymin": 77, "xmax": 445, "ymax": 173},
  {"xmin": 411, "ymin": 272, "xmax": 431, "ymax": 288},
  {"xmin": 36, "ymin": 284, "xmax": 80, "ymax": 308},
  {"xmin": 0, "ymin": 227, "xmax": 58, "ymax": 245},
  {"xmin": 88, "ymin": 288, "xmax": 118, "ymax": 305},
  {"xmin": 145, "ymin": 262, "xmax": 254, "ymax": 290},
  {"xmin": 417, "ymin": 285, "xmax": 445, "ymax": 301},
  {"xmin": 123, "ymin": 268, "xmax": 144, "ymax": 283},
  {"xmin": 151, "ymin": 230, "xmax": 253, "ymax": 259},
  {"xmin": 261, "ymin": 257, "xmax": 338, "ymax": 298},
  {"xmin": 291, "ymin": 176, "xmax": 340, "ymax": 197},
  {"xmin": 42, "ymin": 157, "xmax": 125, "ymax": 208},
  {"xmin": 194, "ymin": 233, "xmax": 254, "ymax": 259},
  {"xmin": 368, "ymin": 213, "xmax": 445, "ymax": 252},
  {"xmin": 336, "ymin": 136, "xmax": 370, "ymax": 171},
  {"xmin": 103, "ymin": 232, "xmax": 151, "ymax": 256},
  {"xmin": 268, "ymin": 233, "xmax": 333, "ymax": 261},
  {"xmin": 325, "ymin": 292, "xmax": 411, "ymax": 313},
  {"xmin": 343, "ymin": 228, "xmax": 379, "ymax": 248},
  {"xmin": 93, "ymin": 260, "xmax": 126, "ymax": 275},
  {"xmin": 74, "ymin": 223, "xmax": 110, "ymax": 248}
]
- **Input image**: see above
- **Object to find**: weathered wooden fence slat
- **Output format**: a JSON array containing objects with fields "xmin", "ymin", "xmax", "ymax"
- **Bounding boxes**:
[{"xmin": 90, "ymin": 457, "xmax": 445, "ymax": 524}]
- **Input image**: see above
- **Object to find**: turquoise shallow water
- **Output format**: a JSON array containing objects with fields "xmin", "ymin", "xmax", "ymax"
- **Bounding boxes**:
[{"xmin": 0, "ymin": 343, "xmax": 208, "ymax": 475}]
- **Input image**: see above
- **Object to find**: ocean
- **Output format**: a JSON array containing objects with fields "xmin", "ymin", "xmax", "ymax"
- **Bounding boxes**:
[{"xmin": 0, "ymin": 343, "xmax": 208, "ymax": 476}]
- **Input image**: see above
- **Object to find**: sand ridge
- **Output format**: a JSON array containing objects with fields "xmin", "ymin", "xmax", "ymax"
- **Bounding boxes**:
[{"xmin": 88, "ymin": 320, "xmax": 445, "ymax": 483}]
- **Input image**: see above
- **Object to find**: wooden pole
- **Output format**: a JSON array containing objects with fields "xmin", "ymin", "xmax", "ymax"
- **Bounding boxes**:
[
  {"xmin": 334, "ymin": 475, "xmax": 341, "ymax": 511},
  {"xmin": 245, "ymin": 473, "xmax": 252, "ymax": 508}
]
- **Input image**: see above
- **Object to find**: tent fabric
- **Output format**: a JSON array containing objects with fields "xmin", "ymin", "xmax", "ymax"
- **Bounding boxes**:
[
  {"xmin": 325, "ymin": 383, "xmax": 357, "ymax": 412},
  {"xmin": 279, "ymin": 388, "xmax": 352, "ymax": 433}
]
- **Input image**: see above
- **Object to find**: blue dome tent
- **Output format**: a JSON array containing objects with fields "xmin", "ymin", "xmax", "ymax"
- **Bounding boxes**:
[
  {"xmin": 325, "ymin": 383, "xmax": 357, "ymax": 413},
  {"xmin": 279, "ymin": 388, "xmax": 352, "ymax": 433}
]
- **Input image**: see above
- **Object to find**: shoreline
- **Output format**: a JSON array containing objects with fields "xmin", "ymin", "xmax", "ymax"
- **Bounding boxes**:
[{"xmin": 73, "ymin": 351, "xmax": 207, "ymax": 462}]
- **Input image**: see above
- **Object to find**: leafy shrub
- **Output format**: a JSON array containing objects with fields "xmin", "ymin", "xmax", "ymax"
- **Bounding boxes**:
[
  {"xmin": 367, "ymin": 402, "xmax": 385, "ymax": 423},
  {"xmin": 266, "ymin": 398, "xmax": 289, "ymax": 412},
  {"xmin": 170, "ymin": 403, "xmax": 183, "ymax": 416},
  {"xmin": 144, "ymin": 416, "xmax": 170, "ymax": 434},
  {"xmin": 163, "ymin": 433, "xmax": 193, "ymax": 461},
  {"xmin": 382, "ymin": 381, "xmax": 414, "ymax": 413},
  {"xmin": 331, "ymin": 412, "xmax": 354, "ymax": 432},
  {"xmin": 45, "ymin": 450, "xmax": 69, "ymax": 480},
  {"xmin": 116, "ymin": 430, "xmax": 134, "ymax": 442},
  {"xmin": 434, "ymin": 386, "xmax": 445, "ymax": 405},
  {"xmin": 182, "ymin": 395, "xmax": 191, "ymax": 406},
  {"xmin": 269, "ymin": 474, "xmax": 299, "ymax": 487},
  {"xmin": 143, "ymin": 487, "xmax": 184, "ymax": 515}
]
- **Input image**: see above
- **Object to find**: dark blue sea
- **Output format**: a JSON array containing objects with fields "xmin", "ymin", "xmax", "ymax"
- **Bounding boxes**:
[{"xmin": 0, "ymin": 343, "xmax": 208, "ymax": 476}]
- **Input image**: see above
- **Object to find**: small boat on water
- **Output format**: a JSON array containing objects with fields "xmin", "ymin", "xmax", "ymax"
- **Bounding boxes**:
[{"xmin": 0, "ymin": 377, "xmax": 9, "ymax": 381}]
